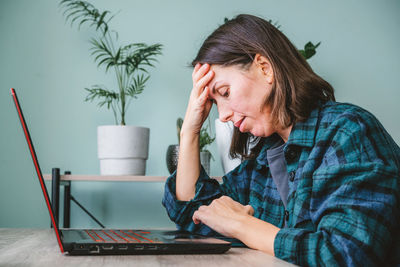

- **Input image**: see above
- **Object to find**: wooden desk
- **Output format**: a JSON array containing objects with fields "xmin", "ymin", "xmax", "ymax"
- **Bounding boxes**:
[{"xmin": 0, "ymin": 229, "xmax": 294, "ymax": 267}]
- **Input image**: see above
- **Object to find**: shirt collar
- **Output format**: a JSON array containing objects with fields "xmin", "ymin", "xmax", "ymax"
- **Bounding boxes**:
[
  {"xmin": 286, "ymin": 105, "xmax": 320, "ymax": 148},
  {"xmin": 256, "ymin": 133, "xmax": 282, "ymax": 166}
]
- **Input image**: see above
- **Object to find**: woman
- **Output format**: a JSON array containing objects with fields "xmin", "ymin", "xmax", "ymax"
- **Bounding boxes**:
[{"xmin": 162, "ymin": 14, "xmax": 400, "ymax": 266}]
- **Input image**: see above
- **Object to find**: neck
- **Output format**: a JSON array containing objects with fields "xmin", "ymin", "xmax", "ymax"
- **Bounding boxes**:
[{"xmin": 278, "ymin": 125, "xmax": 292, "ymax": 143}]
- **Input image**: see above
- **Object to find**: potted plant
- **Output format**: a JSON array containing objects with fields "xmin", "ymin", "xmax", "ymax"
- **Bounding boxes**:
[
  {"xmin": 166, "ymin": 118, "xmax": 215, "ymax": 175},
  {"xmin": 166, "ymin": 118, "xmax": 183, "ymax": 175},
  {"xmin": 60, "ymin": 0, "xmax": 163, "ymax": 175}
]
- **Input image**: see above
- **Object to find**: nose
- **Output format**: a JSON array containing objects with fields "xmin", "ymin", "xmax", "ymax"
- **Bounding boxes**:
[{"xmin": 218, "ymin": 104, "xmax": 233, "ymax": 123}]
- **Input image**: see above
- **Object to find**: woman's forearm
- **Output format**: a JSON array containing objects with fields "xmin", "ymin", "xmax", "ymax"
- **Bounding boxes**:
[
  {"xmin": 235, "ymin": 215, "xmax": 280, "ymax": 256},
  {"xmin": 175, "ymin": 63, "xmax": 214, "ymax": 201},
  {"xmin": 176, "ymin": 129, "xmax": 200, "ymax": 201}
]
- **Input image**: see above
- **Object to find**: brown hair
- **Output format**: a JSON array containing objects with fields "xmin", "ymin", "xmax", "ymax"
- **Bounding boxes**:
[{"xmin": 192, "ymin": 14, "xmax": 335, "ymax": 160}]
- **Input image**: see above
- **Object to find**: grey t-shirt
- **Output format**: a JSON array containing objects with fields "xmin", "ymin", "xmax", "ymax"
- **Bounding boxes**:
[{"xmin": 266, "ymin": 141, "xmax": 289, "ymax": 208}]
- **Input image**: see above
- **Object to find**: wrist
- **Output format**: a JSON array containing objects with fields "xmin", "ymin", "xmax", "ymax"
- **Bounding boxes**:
[
  {"xmin": 231, "ymin": 214, "xmax": 252, "ymax": 240},
  {"xmin": 180, "ymin": 128, "xmax": 199, "ymax": 142},
  {"xmin": 232, "ymin": 215, "xmax": 280, "ymax": 255}
]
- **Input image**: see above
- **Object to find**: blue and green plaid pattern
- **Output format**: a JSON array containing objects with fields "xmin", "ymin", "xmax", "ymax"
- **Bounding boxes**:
[{"xmin": 162, "ymin": 101, "xmax": 400, "ymax": 266}]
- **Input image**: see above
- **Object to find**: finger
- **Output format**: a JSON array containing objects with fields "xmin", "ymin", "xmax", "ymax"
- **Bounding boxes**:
[
  {"xmin": 189, "ymin": 70, "xmax": 213, "ymax": 101},
  {"xmin": 193, "ymin": 63, "xmax": 210, "ymax": 82},
  {"xmin": 194, "ymin": 70, "xmax": 214, "ymax": 94},
  {"xmin": 192, "ymin": 63, "xmax": 201, "ymax": 78},
  {"xmin": 193, "ymin": 63, "xmax": 208, "ymax": 81},
  {"xmin": 199, "ymin": 86, "xmax": 213, "ymax": 120},
  {"xmin": 192, "ymin": 211, "xmax": 202, "ymax": 224},
  {"xmin": 198, "ymin": 86, "xmax": 210, "ymax": 106}
]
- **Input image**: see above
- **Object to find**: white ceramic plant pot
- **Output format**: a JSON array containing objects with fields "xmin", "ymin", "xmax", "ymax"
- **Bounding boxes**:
[
  {"xmin": 97, "ymin": 125, "xmax": 150, "ymax": 175},
  {"xmin": 215, "ymin": 119, "xmax": 241, "ymax": 174}
]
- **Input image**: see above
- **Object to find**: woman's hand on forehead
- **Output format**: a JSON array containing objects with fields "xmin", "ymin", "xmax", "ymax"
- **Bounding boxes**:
[{"xmin": 181, "ymin": 63, "xmax": 215, "ymax": 135}]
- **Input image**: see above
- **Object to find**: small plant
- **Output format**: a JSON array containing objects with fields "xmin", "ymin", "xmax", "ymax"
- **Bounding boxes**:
[
  {"xmin": 299, "ymin": 42, "xmax": 321, "ymax": 60},
  {"xmin": 60, "ymin": 0, "xmax": 163, "ymax": 125},
  {"xmin": 199, "ymin": 125, "xmax": 215, "ymax": 155}
]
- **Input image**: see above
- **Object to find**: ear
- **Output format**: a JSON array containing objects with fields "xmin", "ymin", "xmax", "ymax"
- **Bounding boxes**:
[{"xmin": 254, "ymin": 54, "xmax": 274, "ymax": 84}]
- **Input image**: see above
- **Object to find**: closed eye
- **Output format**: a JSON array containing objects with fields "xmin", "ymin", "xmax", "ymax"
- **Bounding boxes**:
[{"xmin": 221, "ymin": 88, "xmax": 230, "ymax": 97}]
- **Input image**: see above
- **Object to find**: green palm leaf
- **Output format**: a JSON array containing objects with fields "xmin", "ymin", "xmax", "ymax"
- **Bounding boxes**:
[
  {"xmin": 89, "ymin": 38, "xmax": 116, "ymax": 71},
  {"xmin": 84, "ymin": 85, "xmax": 119, "ymax": 109},
  {"xmin": 119, "ymin": 43, "xmax": 163, "ymax": 74},
  {"xmin": 126, "ymin": 74, "xmax": 149, "ymax": 99},
  {"xmin": 60, "ymin": 0, "xmax": 112, "ymax": 35}
]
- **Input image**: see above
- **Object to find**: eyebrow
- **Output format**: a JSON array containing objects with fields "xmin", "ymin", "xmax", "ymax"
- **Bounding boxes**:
[{"xmin": 211, "ymin": 81, "xmax": 221, "ymax": 95}]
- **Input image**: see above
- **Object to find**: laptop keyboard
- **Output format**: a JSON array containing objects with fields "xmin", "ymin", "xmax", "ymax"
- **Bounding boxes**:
[{"xmin": 84, "ymin": 230, "xmax": 156, "ymax": 243}]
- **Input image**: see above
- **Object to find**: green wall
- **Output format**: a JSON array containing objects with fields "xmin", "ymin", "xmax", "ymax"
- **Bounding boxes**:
[{"xmin": 1, "ymin": 0, "xmax": 399, "ymax": 228}]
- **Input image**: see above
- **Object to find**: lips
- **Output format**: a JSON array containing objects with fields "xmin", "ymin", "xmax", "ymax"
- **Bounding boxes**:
[{"xmin": 234, "ymin": 118, "xmax": 245, "ymax": 128}]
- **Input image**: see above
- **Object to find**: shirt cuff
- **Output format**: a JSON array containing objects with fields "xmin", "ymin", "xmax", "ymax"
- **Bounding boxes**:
[
  {"xmin": 162, "ymin": 165, "xmax": 221, "ymax": 226},
  {"xmin": 273, "ymin": 227, "xmax": 311, "ymax": 264}
]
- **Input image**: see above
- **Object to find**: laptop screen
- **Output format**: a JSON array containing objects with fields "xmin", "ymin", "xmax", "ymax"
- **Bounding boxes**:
[{"xmin": 11, "ymin": 88, "xmax": 65, "ymax": 253}]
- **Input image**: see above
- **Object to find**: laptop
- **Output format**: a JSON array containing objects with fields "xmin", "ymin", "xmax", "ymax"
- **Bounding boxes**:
[{"xmin": 10, "ymin": 88, "xmax": 231, "ymax": 255}]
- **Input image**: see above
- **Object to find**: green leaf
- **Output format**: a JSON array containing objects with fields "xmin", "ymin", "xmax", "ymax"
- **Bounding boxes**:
[
  {"xmin": 118, "ymin": 43, "xmax": 163, "ymax": 75},
  {"xmin": 114, "ymin": 48, "xmax": 121, "ymax": 62},
  {"xmin": 89, "ymin": 37, "xmax": 115, "ymax": 71},
  {"xmin": 60, "ymin": 0, "xmax": 113, "ymax": 35},
  {"xmin": 299, "ymin": 41, "xmax": 321, "ymax": 60},
  {"xmin": 126, "ymin": 74, "xmax": 149, "ymax": 98},
  {"xmin": 96, "ymin": 11, "xmax": 109, "ymax": 32},
  {"xmin": 267, "ymin": 19, "xmax": 281, "ymax": 29},
  {"xmin": 84, "ymin": 85, "xmax": 119, "ymax": 109},
  {"xmin": 199, "ymin": 126, "xmax": 215, "ymax": 152},
  {"xmin": 177, "ymin": 117, "xmax": 183, "ymax": 144}
]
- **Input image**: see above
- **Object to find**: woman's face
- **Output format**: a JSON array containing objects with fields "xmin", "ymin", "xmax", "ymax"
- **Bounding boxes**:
[{"xmin": 207, "ymin": 59, "xmax": 277, "ymax": 137}]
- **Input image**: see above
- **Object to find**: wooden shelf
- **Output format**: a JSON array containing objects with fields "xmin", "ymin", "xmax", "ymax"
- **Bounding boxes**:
[{"xmin": 43, "ymin": 174, "xmax": 223, "ymax": 183}]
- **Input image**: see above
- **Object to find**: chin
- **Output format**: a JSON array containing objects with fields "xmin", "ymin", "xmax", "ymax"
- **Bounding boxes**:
[
  {"xmin": 250, "ymin": 129, "xmax": 265, "ymax": 137},
  {"xmin": 250, "ymin": 127, "xmax": 273, "ymax": 137}
]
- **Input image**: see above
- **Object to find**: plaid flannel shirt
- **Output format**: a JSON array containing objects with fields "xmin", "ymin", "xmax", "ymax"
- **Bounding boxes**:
[{"xmin": 162, "ymin": 101, "xmax": 400, "ymax": 266}]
